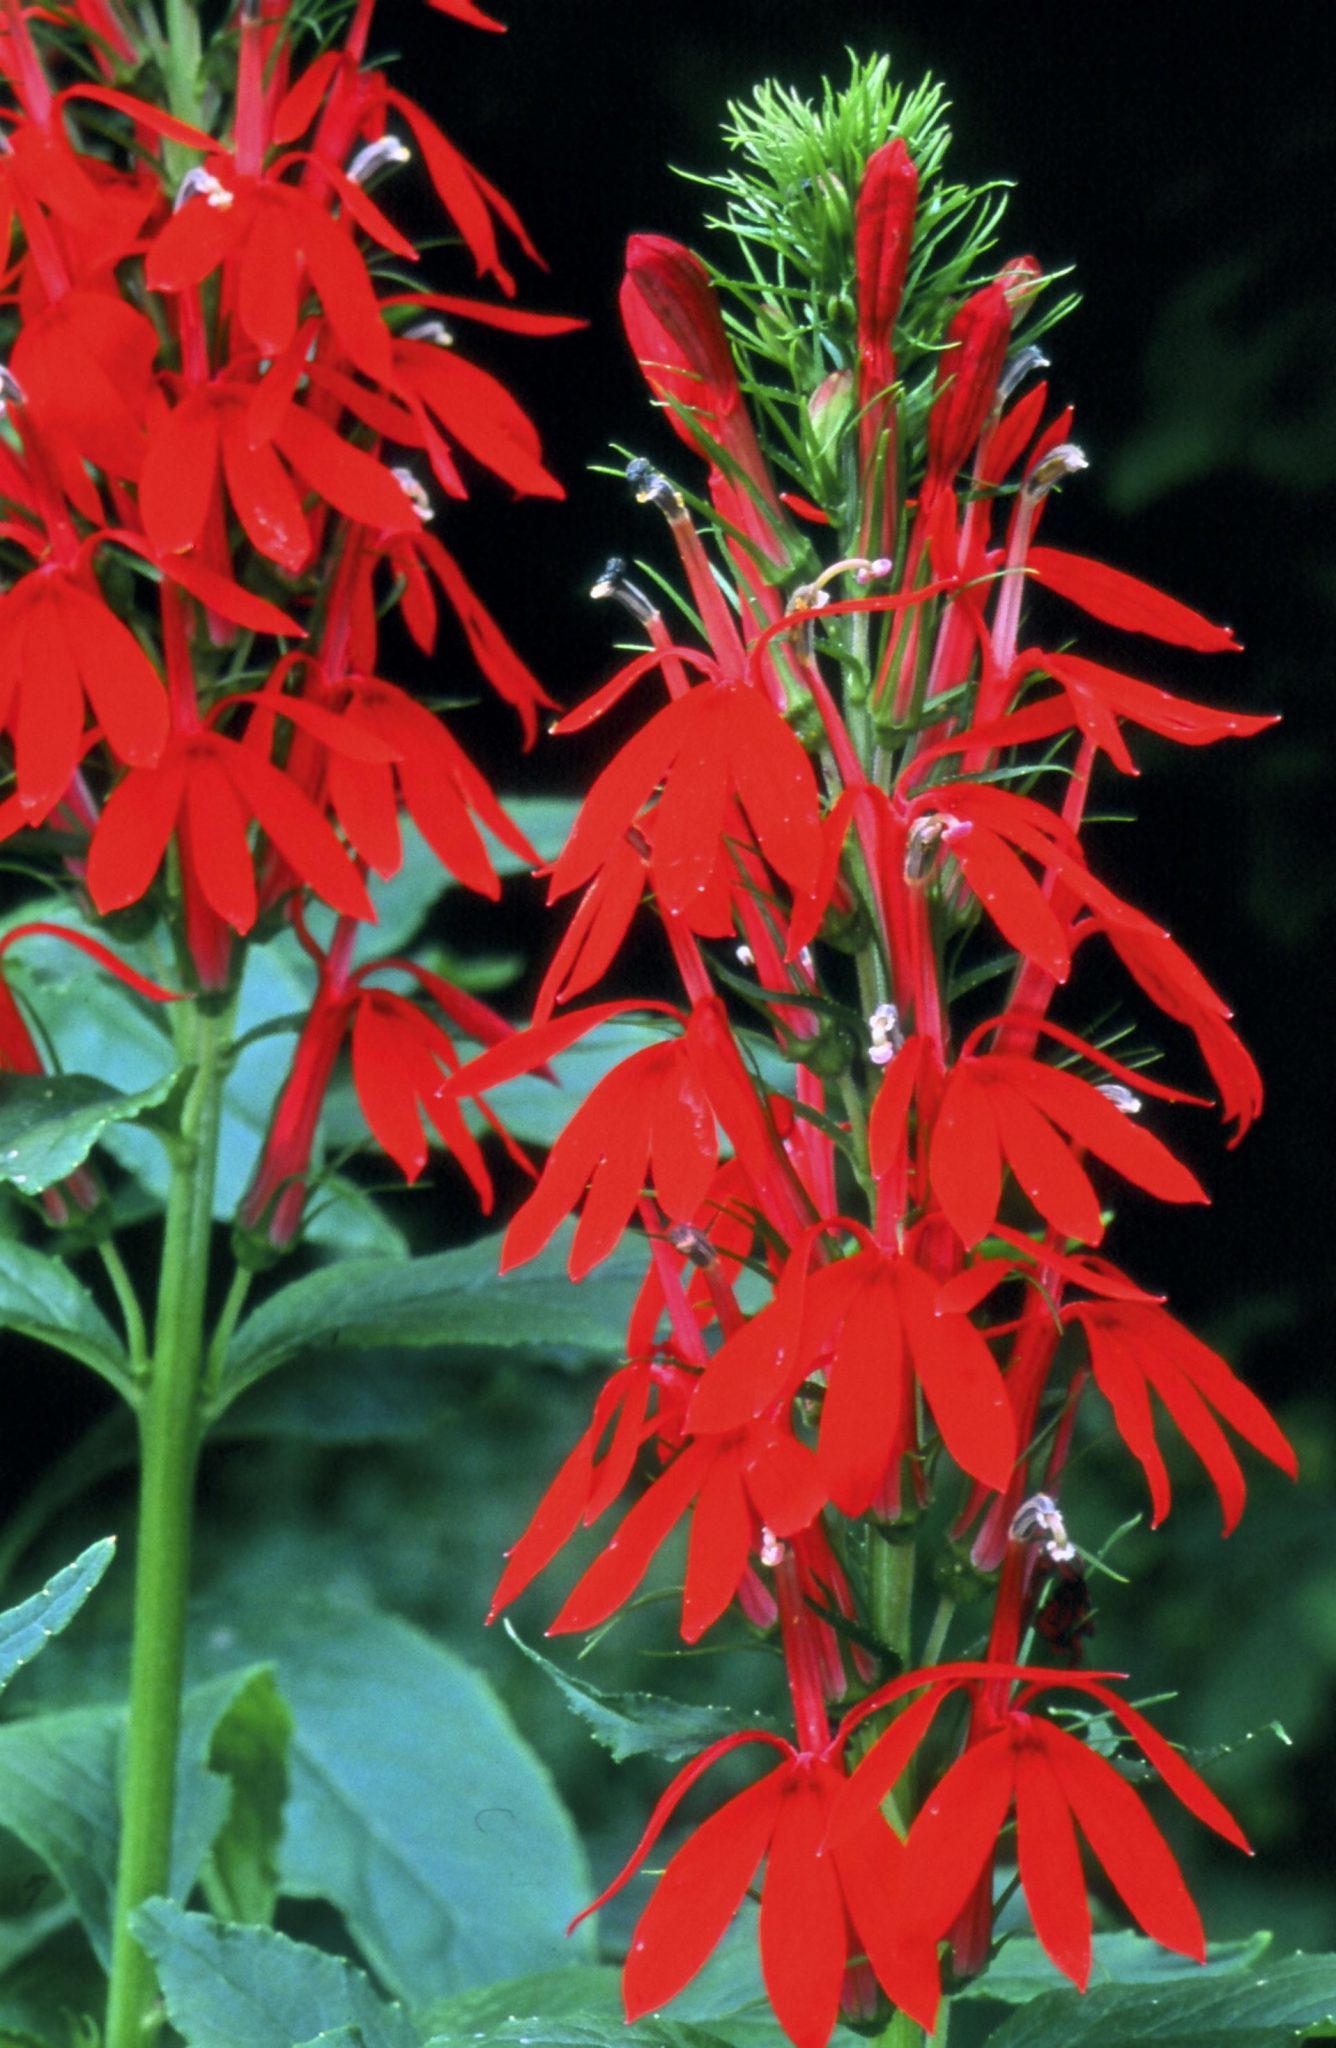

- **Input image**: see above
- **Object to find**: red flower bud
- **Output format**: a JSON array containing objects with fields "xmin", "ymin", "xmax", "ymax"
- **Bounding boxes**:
[{"xmin": 925, "ymin": 279, "xmax": 1012, "ymax": 493}]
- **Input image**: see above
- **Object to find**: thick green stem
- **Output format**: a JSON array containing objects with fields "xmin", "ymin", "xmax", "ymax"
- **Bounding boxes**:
[
  {"xmin": 104, "ymin": 998, "xmax": 230, "ymax": 2048},
  {"xmin": 159, "ymin": 0, "xmax": 203, "ymax": 183},
  {"xmin": 870, "ymin": 1524, "xmax": 915, "ymax": 1666}
]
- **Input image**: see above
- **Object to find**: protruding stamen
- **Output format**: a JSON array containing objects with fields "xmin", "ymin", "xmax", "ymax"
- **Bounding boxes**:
[
  {"xmin": 734, "ymin": 943, "xmax": 755, "ymax": 969},
  {"xmin": 996, "ymin": 344, "xmax": 1050, "ymax": 408},
  {"xmin": 175, "ymin": 166, "xmax": 233, "ymax": 212},
  {"xmin": 589, "ymin": 556, "xmax": 657, "ymax": 626},
  {"xmin": 1097, "ymin": 1082, "xmax": 1143, "ymax": 1115},
  {"xmin": 867, "ymin": 1001, "xmax": 903, "ymax": 1067},
  {"xmin": 792, "ymin": 555, "xmax": 892, "ymax": 612},
  {"xmin": 904, "ymin": 812, "xmax": 965, "ymax": 883},
  {"xmin": 667, "ymin": 1222, "xmax": 718, "ymax": 1270},
  {"xmin": 402, "ymin": 318, "xmax": 454, "ymax": 348},
  {"xmin": 390, "ymin": 467, "xmax": 433, "ymax": 521},
  {"xmin": 1025, "ymin": 442, "xmax": 1088, "ymax": 499},
  {"xmin": 759, "ymin": 1527, "xmax": 786, "ymax": 1569},
  {"xmin": 347, "ymin": 135, "xmax": 411, "ymax": 186},
  {"xmin": 1010, "ymin": 1491, "xmax": 1077, "ymax": 1564},
  {"xmin": 0, "ymin": 364, "xmax": 26, "ymax": 409},
  {"xmin": 626, "ymin": 457, "xmax": 684, "ymax": 517}
]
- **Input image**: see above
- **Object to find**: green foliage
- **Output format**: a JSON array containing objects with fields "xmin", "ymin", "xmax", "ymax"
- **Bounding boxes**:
[
  {"xmin": 0, "ymin": 1544, "xmax": 115, "ymax": 1695},
  {"xmin": 0, "ymin": 1244, "xmax": 131, "ymax": 1395},
  {"xmin": 131, "ymin": 1901, "xmax": 417, "ymax": 2048},
  {"xmin": 963, "ymin": 1931, "xmax": 1274, "ymax": 2004},
  {"xmin": 983, "ymin": 1951, "xmax": 1336, "ymax": 2048},
  {"xmin": 506, "ymin": 1626, "xmax": 774, "ymax": 1763},
  {"xmin": 188, "ymin": 1595, "xmax": 594, "ymax": 2005},
  {"xmin": 199, "ymin": 1670, "xmax": 292, "ymax": 1928},
  {"xmin": 0, "ymin": 1071, "xmax": 181, "ymax": 1197},
  {"xmin": 214, "ymin": 1224, "xmax": 646, "ymax": 1418}
]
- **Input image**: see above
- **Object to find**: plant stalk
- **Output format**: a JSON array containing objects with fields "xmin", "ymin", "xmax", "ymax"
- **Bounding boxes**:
[{"xmin": 103, "ymin": 996, "xmax": 230, "ymax": 2048}]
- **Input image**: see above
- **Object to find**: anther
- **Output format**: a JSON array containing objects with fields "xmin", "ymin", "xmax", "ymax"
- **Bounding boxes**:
[
  {"xmin": 390, "ymin": 468, "xmax": 433, "ymax": 521},
  {"xmin": 175, "ymin": 166, "xmax": 233, "ymax": 212},
  {"xmin": 667, "ymin": 1222, "xmax": 718, "ymax": 1270},
  {"xmin": 347, "ymin": 135, "xmax": 411, "ymax": 186},
  {"xmin": 1025, "ymin": 442, "xmax": 1088, "ymax": 499},
  {"xmin": 589, "ymin": 557, "xmax": 658, "ymax": 626},
  {"xmin": 626, "ymin": 458, "xmax": 684, "ymax": 517},
  {"xmin": 1097, "ymin": 1082, "xmax": 1142, "ymax": 1116},
  {"xmin": 996, "ymin": 345, "xmax": 1050, "ymax": 408},
  {"xmin": 904, "ymin": 813, "xmax": 964, "ymax": 883},
  {"xmin": 867, "ymin": 1001, "xmax": 903, "ymax": 1067},
  {"xmin": 1010, "ymin": 1491, "xmax": 1077, "ymax": 1564},
  {"xmin": 402, "ymin": 318, "xmax": 454, "ymax": 348},
  {"xmin": 0, "ymin": 365, "xmax": 26, "ymax": 410}
]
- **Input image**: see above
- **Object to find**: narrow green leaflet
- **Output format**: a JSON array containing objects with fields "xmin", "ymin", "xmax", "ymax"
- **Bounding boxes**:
[
  {"xmin": 200, "ymin": 1668, "xmax": 292, "ymax": 1926},
  {"xmin": 131, "ymin": 1901, "xmax": 418, "ymax": 2048},
  {"xmin": 963, "ymin": 1930, "xmax": 1273, "ymax": 2003},
  {"xmin": 0, "ymin": 1540, "xmax": 115, "ymax": 1695},
  {"xmin": 0, "ymin": 1070, "xmax": 181, "ymax": 1194},
  {"xmin": 0, "ymin": 1242, "xmax": 131, "ymax": 1393},
  {"xmin": 0, "ymin": 1666, "xmax": 270, "ymax": 1966},
  {"xmin": 191, "ymin": 1595, "xmax": 593, "ymax": 2006},
  {"xmin": 987, "ymin": 1951, "xmax": 1336, "ymax": 2048},
  {"xmin": 216, "ymin": 1224, "xmax": 645, "ymax": 1414},
  {"xmin": 507, "ymin": 1627, "xmax": 774, "ymax": 1763}
]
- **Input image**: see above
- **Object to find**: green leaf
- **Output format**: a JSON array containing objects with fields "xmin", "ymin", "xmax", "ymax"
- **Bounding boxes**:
[
  {"xmin": 0, "ymin": 1242, "xmax": 131, "ymax": 1393},
  {"xmin": 420, "ymin": 1965, "xmax": 623, "ymax": 2036},
  {"xmin": 0, "ymin": 1918, "xmax": 104, "ymax": 2039},
  {"xmin": 131, "ymin": 1900, "xmax": 418, "ymax": 2048},
  {"xmin": 424, "ymin": 2022, "xmax": 737, "ymax": 2048},
  {"xmin": 0, "ymin": 1070, "xmax": 181, "ymax": 1194},
  {"xmin": 200, "ymin": 1669, "xmax": 292, "ymax": 1927},
  {"xmin": 0, "ymin": 1667, "xmax": 270, "ymax": 1966},
  {"xmin": 963, "ymin": 1930, "xmax": 1273, "ymax": 2003},
  {"xmin": 506, "ymin": 1626, "xmax": 774, "ymax": 1763},
  {"xmin": 216, "ymin": 1224, "xmax": 644, "ymax": 1414},
  {"xmin": 0, "ymin": 1541, "xmax": 116, "ymax": 1696},
  {"xmin": 216, "ymin": 1349, "xmax": 458, "ymax": 1444},
  {"xmin": 986, "ymin": 1950, "xmax": 1336, "ymax": 2048},
  {"xmin": 191, "ymin": 1594, "xmax": 593, "ymax": 2005}
]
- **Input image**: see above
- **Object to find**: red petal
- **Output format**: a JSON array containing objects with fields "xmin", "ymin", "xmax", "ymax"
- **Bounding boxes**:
[
  {"xmin": 827, "ymin": 1687, "xmax": 952, "ymax": 1850},
  {"xmin": 291, "ymin": 189, "xmax": 394, "ymax": 384},
  {"xmin": 402, "ymin": 345, "xmax": 562, "ymax": 498},
  {"xmin": 1028, "ymin": 547, "xmax": 1239, "ymax": 653},
  {"xmin": 623, "ymin": 1767, "xmax": 786, "ymax": 2021},
  {"xmin": 760, "ymin": 1773, "xmax": 848, "ymax": 2048},
  {"xmin": 1038, "ymin": 1721, "xmax": 1205, "ymax": 1959},
  {"xmin": 1080, "ymin": 1317, "xmax": 1173, "ymax": 1528},
  {"xmin": 1074, "ymin": 1685, "xmax": 1250, "ymax": 1852},
  {"xmin": 59, "ymin": 585, "xmax": 167, "ymax": 769},
  {"xmin": 422, "ymin": 0, "xmax": 507, "ymax": 26},
  {"xmin": 949, "ymin": 823, "xmax": 1070, "ymax": 982},
  {"xmin": 351, "ymin": 997, "xmax": 426, "ymax": 1179},
  {"xmin": 1014, "ymin": 1732, "xmax": 1091, "ymax": 1989},
  {"xmin": 898, "ymin": 1263, "xmax": 1016, "ymax": 1490},
  {"xmin": 146, "ymin": 190, "xmax": 245, "ymax": 292},
  {"xmin": 327, "ymin": 752, "xmax": 401, "ymax": 878},
  {"xmin": 86, "ymin": 758, "xmax": 185, "ymax": 912},
  {"xmin": 997, "ymin": 1059, "xmax": 1209, "ymax": 1208},
  {"xmin": 277, "ymin": 405, "xmax": 417, "ymax": 534},
  {"xmin": 988, "ymin": 1079, "xmax": 1105, "ymax": 1245},
  {"xmin": 238, "ymin": 195, "xmax": 300, "ymax": 356},
  {"xmin": 220, "ymin": 739, "xmax": 373, "ymax": 920},
  {"xmin": 140, "ymin": 397, "xmax": 220, "ymax": 557},
  {"xmin": 899, "ymin": 1731, "xmax": 1015, "ymax": 1940},
  {"xmin": 551, "ymin": 1440, "xmax": 713, "ymax": 1633},
  {"xmin": 14, "ymin": 594, "xmax": 83, "ymax": 810},
  {"xmin": 181, "ymin": 750, "xmax": 258, "ymax": 932},
  {"xmin": 1041, "ymin": 649, "xmax": 1273, "ymax": 748},
  {"xmin": 220, "ymin": 411, "xmax": 311, "ymax": 574},
  {"xmin": 386, "ymin": 89, "xmax": 515, "ymax": 294},
  {"xmin": 682, "ymin": 1447, "xmax": 752, "ymax": 1642},
  {"xmin": 820, "ymin": 1270, "xmax": 906, "ymax": 1516},
  {"xmin": 548, "ymin": 698, "xmax": 687, "ymax": 899},
  {"xmin": 929, "ymin": 1066, "xmax": 1001, "ymax": 1248}
]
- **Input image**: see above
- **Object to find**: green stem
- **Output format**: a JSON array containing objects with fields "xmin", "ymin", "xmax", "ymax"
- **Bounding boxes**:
[
  {"xmin": 875, "ymin": 1998, "xmax": 950, "ymax": 2048},
  {"xmin": 160, "ymin": 0, "xmax": 203, "ymax": 181},
  {"xmin": 869, "ymin": 1525, "xmax": 915, "ymax": 1666},
  {"xmin": 200, "ymin": 1264, "xmax": 252, "ymax": 1409},
  {"xmin": 920, "ymin": 1590, "xmax": 956, "ymax": 1670},
  {"xmin": 103, "ymin": 996, "xmax": 230, "ymax": 2048},
  {"xmin": 99, "ymin": 1239, "xmax": 150, "ymax": 1373}
]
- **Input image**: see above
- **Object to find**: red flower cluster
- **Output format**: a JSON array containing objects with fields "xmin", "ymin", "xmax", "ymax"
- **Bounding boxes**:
[
  {"xmin": 0, "ymin": 0, "xmax": 576, "ymax": 1230},
  {"xmin": 448, "ymin": 103, "xmax": 1295, "ymax": 2047}
]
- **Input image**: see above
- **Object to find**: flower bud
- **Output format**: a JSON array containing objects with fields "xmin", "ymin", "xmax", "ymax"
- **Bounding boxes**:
[{"xmin": 926, "ymin": 281, "xmax": 1012, "ymax": 492}]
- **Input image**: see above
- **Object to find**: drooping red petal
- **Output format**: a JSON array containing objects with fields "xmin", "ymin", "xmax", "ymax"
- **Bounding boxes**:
[
  {"xmin": 1028, "ymin": 547, "xmax": 1239, "ymax": 654},
  {"xmin": 1014, "ymin": 1729, "xmax": 1092, "ymax": 1989},
  {"xmin": 181, "ymin": 749, "xmax": 258, "ymax": 931},
  {"xmin": 988, "ymin": 1079, "xmax": 1105, "ymax": 1245},
  {"xmin": 58, "ymin": 584, "xmax": 167, "ymax": 769},
  {"xmin": 947, "ymin": 822, "xmax": 1070, "ymax": 982},
  {"xmin": 140, "ymin": 396, "xmax": 221, "ymax": 557},
  {"xmin": 14, "ymin": 593, "xmax": 84, "ymax": 810},
  {"xmin": 623, "ymin": 1767, "xmax": 787, "ymax": 2022},
  {"xmin": 820, "ymin": 1268, "xmax": 906, "ymax": 1516},
  {"xmin": 898, "ymin": 1262, "xmax": 1016, "ymax": 1490},
  {"xmin": 351, "ymin": 996, "xmax": 426, "ymax": 1180},
  {"xmin": 551, "ymin": 1440, "xmax": 714, "ymax": 1633},
  {"xmin": 899, "ymin": 1730, "xmax": 1015, "ymax": 1941},
  {"xmin": 929, "ymin": 1066, "xmax": 1001, "ymax": 1248},
  {"xmin": 682, "ymin": 1448, "xmax": 752, "ymax": 1643},
  {"xmin": 995, "ymin": 1057, "xmax": 1209, "ymax": 1208},
  {"xmin": 760, "ymin": 1771, "xmax": 848, "ymax": 2048},
  {"xmin": 86, "ymin": 758, "xmax": 185, "ymax": 913},
  {"xmin": 238, "ymin": 194, "xmax": 300, "ymax": 355},
  {"xmin": 221, "ymin": 738, "xmax": 373, "ymax": 919},
  {"xmin": 220, "ymin": 410, "xmax": 311, "ymax": 574},
  {"xmin": 1038, "ymin": 1720, "xmax": 1205, "ymax": 1960}
]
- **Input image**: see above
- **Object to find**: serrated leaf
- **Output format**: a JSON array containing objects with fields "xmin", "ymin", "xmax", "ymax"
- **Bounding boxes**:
[
  {"xmin": 506, "ymin": 1627, "xmax": 772, "ymax": 1763},
  {"xmin": 419, "ymin": 1965, "xmax": 623, "ymax": 2037},
  {"xmin": 200, "ymin": 1669, "xmax": 292, "ymax": 1926},
  {"xmin": 131, "ymin": 1901, "xmax": 417, "ymax": 2048},
  {"xmin": 987, "ymin": 1951, "xmax": 1336, "ymax": 2048},
  {"xmin": 964, "ymin": 1930, "xmax": 1273, "ymax": 2004},
  {"xmin": 216, "ymin": 1223, "xmax": 644, "ymax": 1414},
  {"xmin": 0, "ymin": 1243, "xmax": 130, "ymax": 1392},
  {"xmin": 0, "ymin": 1069, "xmax": 182, "ymax": 1194},
  {"xmin": 191, "ymin": 1595, "xmax": 592, "ymax": 2005},
  {"xmin": 0, "ymin": 1667, "xmax": 269, "ymax": 1966},
  {"xmin": 0, "ymin": 1541, "xmax": 116, "ymax": 1696}
]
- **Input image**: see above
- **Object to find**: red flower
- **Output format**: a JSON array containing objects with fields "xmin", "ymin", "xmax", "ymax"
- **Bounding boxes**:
[
  {"xmin": 1064, "ymin": 1296, "xmax": 1297, "ymax": 1531},
  {"xmin": 854, "ymin": 138, "xmax": 917, "ymax": 504},
  {"xmin": 575, "ymin": 1730, "xmax": 930, "ymax": 2048},
  {"xmin": 832, "ymin": 1663, "xmax": 1249, "ymax": 2027}
]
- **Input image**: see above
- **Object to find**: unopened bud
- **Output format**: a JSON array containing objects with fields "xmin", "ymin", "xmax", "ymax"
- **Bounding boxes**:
[
  {"xmin": 390, "ymin": 468, "xmax": 433, "ymax": 521},
  {"xmin": 347, "ymin": 135, "xmax": 410, "ymax": 186},
  {"xmin": 175, "ymin": 166, "xmax": 233, "ymax": 212},
  {"xmin": 589, "ymin": 556, "xmax": 658, "ymax": 626}
]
